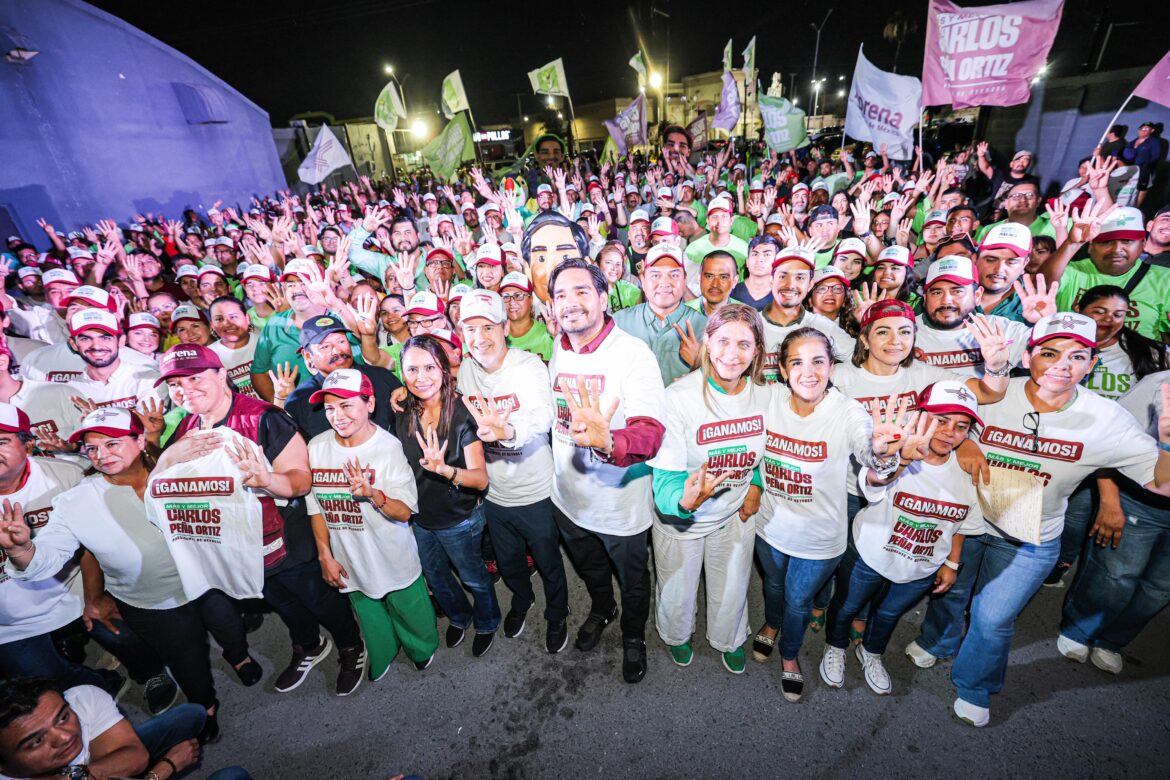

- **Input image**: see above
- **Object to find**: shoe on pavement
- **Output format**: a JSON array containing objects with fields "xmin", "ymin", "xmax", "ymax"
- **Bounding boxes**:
[
  {"xmin": 722, "ymin": 647, "xmax": 746, "ymax": 675},
  {"xmin": 336, "ymin": 644, "xmax": 366, "ymax": 696},
  {"xmin": 856, "ymin": 645, "xmax": 892, "ymax": 695},
  {"xmin": 445, "ymin": 623, "xmax": 466, "ymax": 649},
  {"xmin": 274, "ymin": 636, "xmax": 333, "ymax": 693},
  {"xmin": 413, "ymin": 653, "xmax": 435, "ymax": 672},
  {"xmin": 780, "ymin": 665, "xmax": 804, "ymax": 703},
  {"xmin": 472, "ymin": 632, "xmax": 495, "ymax": 658},
  {"xmin": 575, "ymin": 605, "xmax": 618, "ymax": 652},
  {"xmin": 953, "ymin": 697, "xmax": 989, "ymax": 728},
  {"xmin": 669, "ymin": 641, "xmax": 693, "ymax": 667},
  {"xmin": 1056, "ymin": 633, "xmax": 1089, "ymax": 663},
  {"xmin": 905, "ymin": 640, "xmax": 938, "ymax": 669},
  {"xmin": 199, "ymin": 707, "xmax": 220, "ymax": 745},
  {"xmin": 233, "ymin": 657, "xmax": 263, "ymax": 687},
  {"xmin": 751, "ymin": 630, "xmax": 776, "ymax": 663},
  {"xmin": 819, "ymin": 645, "xmax": 846, "ymax": 688},
  {"xmin": 546, "ymin": 619, "xmax": 569, "ymax": 654},
  {"xmin": 1043, "ymin": 561, "xmax": 1071, "ymax": 588},
  {"xmin": 622, "ymin": 637, "xmax": 647, "ymax": 683},
  {"xmin": 504, "ymin": 609, "xmax": 528, "ymax": 639},
  {"xmin": 1091, "ymin": 647, "xmax": 1123, "ymax": 674},
  {"xmin": 143, "ymin": 673, "xmax": 179, "ymax": 715}
]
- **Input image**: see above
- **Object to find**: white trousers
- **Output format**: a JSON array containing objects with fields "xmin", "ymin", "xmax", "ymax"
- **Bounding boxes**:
[{"xmin": 652, "ymin": 515, "xmax": 755, "ymax": 652}]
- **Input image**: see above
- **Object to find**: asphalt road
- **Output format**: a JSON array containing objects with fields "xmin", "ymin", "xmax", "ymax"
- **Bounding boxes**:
[{"xmin": 112, "ymin": 556, "xmax": 1170, "ymax": 779}]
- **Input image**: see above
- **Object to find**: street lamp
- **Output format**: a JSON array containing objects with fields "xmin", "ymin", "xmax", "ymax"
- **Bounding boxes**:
[
  {"xmin": 384, "ymin": 64, "xmax": 393, "ymax": 76},
  {"xmin": 649, "ymin": 71, "xmax": 663, "ymax": 89},
  {"xmin": 811, "ymin": 78, "xmax": 826, "ymax": 116},
  {"xmin": 410, "ymin": 119, "xmax": 427, "ymax": 138}
]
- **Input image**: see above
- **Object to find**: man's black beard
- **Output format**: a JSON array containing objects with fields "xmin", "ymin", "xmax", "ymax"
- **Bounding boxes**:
[{"xmin": 922, "ymin": 308, "xmax": 966, "ymax": 331}]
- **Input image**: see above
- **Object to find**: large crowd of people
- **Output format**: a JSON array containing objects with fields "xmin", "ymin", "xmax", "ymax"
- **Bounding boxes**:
[{"xmin": 1, "ymin": 117, "xmax": 1169, "ymax": 778}]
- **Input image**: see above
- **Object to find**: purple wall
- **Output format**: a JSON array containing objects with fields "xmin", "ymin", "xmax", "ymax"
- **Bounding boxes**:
[{"xmin": 0, "ymin": 0, "xmax": 284, "ymax": 246}]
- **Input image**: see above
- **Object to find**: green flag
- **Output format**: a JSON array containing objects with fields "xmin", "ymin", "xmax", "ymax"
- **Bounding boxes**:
[
  {"xmin": 629, "ymin": 51, "xmax": 647, "ymax": 86},
  {"xmin": 722, "ymin": 39, "xmax": 733, "ymax": 72},
  {"xmin": 742, "ymin": 36, "xmax": 757, "ymax": 74},
  {"xmin": 440, "ymin": 70, "xmax": 469, "ymax": 120},
  {"xmin": 422, "ymin": 114, "xmax": 475, "ymax": 181},
  {"xmin": 528, "ymin": 58, "xmax": 570, "ymax": 97},
  {"xmin": 374, "ymin": 81, "xmax": 406, "ymax": 131},
  {"xmin": 758, "ymin": 94, "xmax": 808, "ymax": 154}
]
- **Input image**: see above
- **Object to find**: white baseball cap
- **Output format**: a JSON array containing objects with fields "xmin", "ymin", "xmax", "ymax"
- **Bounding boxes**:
[
  {"xmin": 1094, "ymin": 206, "xmax": 1146, "ymax": 243},
  {"xmin": 979, "ymin": 222, "xmax": 1032, "ymax": 258},
  {"xmin": 475, "ymin": 244, "xmax": 503, "ymax": 267},
  {"xmin": 459, "ymin": 289, "xmax": 505, "ymax": 324},
  {"xmin": 925, "ymin": 255, "xmax": 976, "ymax": 289},
  {"xmin": 17, "ymin": 267, "xmax": 42, "ymax": 280},
  {"xmin": 499, "ymin": 272, "xmax": 533, "ymax": 293},
  {"xmin": 1029, "ymin": 312, "xmax": 1097, "ymax": 349},
  {"xmin": 650, "ymin": 217, "xmax": 679, "ymax": 238},
  {"xmin": 773, "ymin": 246, "xmax": 816, "ymax": 270},
  {"xmin": 65, "ymin": 285, "xmax": 113, "ymax": 310},
  {"xmin": 169, "ymin": 303, "xmax": 205, "ymax": 328},
  {"xmin": 923, "ymin": 209, "xmax": 948, "ymax": 227},
  {"xmin": 448, "ymin": 283, "xmax": 473, "ymax": 303},
  {"xmin": 707, "ymin": 196, "xmax": 734, "ymax": 215},
  {"xmin": 128, "ymin": 312, "xmax": 162, "ymax": 332},
  {"xmin": 0, "ymin": 402, "xmax": 31, "ymax": 435},
  {"xmin": 69, "ymin": 308, "xmax": 121, "ymax": 336},
  {"xmin": 42, "ymin": 268, "xmax": 80, "ymax": 287},
  {"xmin": 308, "ymin": 368, "xmax": 375, "ymax": 405},
  {"xmin": 174, "ymin": 264, "xmax": 200, "ymax": 281},
  {"xmin": 876, "ymin": 245, "xmax": 913, "ymax": 269},
  {"xmin": 629, "ymin": 208, "xmax": 652, "ymax": 225},
  {"xmin": 834, "ymin": 237, "xmax": 867, "ymax": 258},
  {"xmin": 918, "ymin": 380, "xmax": 983, "ymax": 427},
  {"xmin": 404, "ymin": 291, "xmax": 445, "ymax": 317},
  {"xmin": 281, "ymin": 258, "xmax": 317, "ymax": 280},
  {"xmin": 644, "ymin": 244, "xmax": 684, "ymax": 269},
  {"xmin": 811, "ymin": 266, "xmax": 850, "ymax": 288}
]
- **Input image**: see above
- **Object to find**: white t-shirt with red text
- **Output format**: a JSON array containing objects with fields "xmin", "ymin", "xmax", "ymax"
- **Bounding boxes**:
[
  {"xmin": 21, "ymin": 343, "xmax": 156, "ymax": 383},
  {"xmin": 913, "ymin": 314, "xmax": 1028, "ymax": 378},
  {"xmin": 209, "ymin": 338, "xmax": 260, "ymax": 398},
  {"xmin": 761, "ymin": 310, "xmax": 855, "ymax": 383},
  {"xmin": 67, "ymin": 360, "xmax": 164, "ymax": 410}
]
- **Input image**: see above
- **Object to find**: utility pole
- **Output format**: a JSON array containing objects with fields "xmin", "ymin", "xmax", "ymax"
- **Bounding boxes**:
[{"xmin": 810, "ymin": 8, "xmax": 833, "ymax": 118}]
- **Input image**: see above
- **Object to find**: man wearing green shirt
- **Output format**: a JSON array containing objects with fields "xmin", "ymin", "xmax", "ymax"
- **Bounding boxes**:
[
  {"xmin": 613, "ymin": 244, "xmax": 707, "ymax": 386},
  {"xmin": 1043, "ymin": 206, "xmax": 1170, "ymax": 341},
  {"xmin": 684, "ymin": 250, "xmax": 736, "ymax": 316},
  {"xmin": 250, "ymin": 258, "xmax": 333, "ymax": 401},
  {"xmin": 976, "ymin": 180, "xmax": 1055, "ymax": 243},
  {"xmin": 973, "ymin": 222, "xmax": 1032, "ymax": 324},
  {"xmin": 500, "ymin": 272, "xmax": 553, "ymax": 361},
  {"xmin": 684, "ymin": 196, "xmax": 748, "ymax": 278}
]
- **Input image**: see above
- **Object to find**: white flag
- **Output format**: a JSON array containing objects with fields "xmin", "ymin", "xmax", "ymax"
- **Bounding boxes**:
[
  {"xmin": 629, "ymin": 52, "xmax": 647, "ymax": 86},
  {"xmin": 297, "ymin": 125, "xmax": 352, "ymax": 185},
  {"xmin": 845, "ymin": 46, "xmax": 922, "ymax": 159},
  {"xmin": 722, "ymin": 39, "xmax": 733, "ymax": 72},
  {"xmin": 441, "ymin": 70, "xmax": 470, "ymax": 120},
  {"xmin": 373, "ymin": 81, "xmax": 406, "ymax": 131},
  {"xmin": 528, "ymin": 58, "xmax": 570, "ymax": 97},
  {"xmin": 742, "ymin": 36, "xmax": 757, "ymax": 74}
]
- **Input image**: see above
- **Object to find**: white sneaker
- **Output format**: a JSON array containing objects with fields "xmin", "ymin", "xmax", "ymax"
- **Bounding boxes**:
[
  {"xmin": 1090, "ymin": 647, "xmax": 1123, "ymax": 674},
  {"xmin": 856, "ymin": 645, "xmax": 892, "ymax": 695},
  {"xmin": 1056, "ymin": 633, "xmax": 1089, "ymax": 663},
  {"xmin": 953, "ymin": 697, "xmax": 990, "ymax": 728},
  {"xmin": 905, "ymin": 640, "xmax": 937, "ymax": 669},
  {"xmin": 819, "ymin": 645, "xmax": 846, "ymax": 688}
]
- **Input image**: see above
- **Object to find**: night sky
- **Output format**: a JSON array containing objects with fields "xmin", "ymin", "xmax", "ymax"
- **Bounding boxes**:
[{"xmin": 89, "ymin": 0, "xmax": 1154, "ymax": 126}]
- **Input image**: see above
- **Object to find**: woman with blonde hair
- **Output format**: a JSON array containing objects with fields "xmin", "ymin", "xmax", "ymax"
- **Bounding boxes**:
[{"xmin": 650, "ymin": 303, "xmax": 769, "ymax": 674}]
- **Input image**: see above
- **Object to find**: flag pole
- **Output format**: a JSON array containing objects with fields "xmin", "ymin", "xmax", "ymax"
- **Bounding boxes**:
[
  {"xmin": 1096, "ymin": 92, "xmax": 1135, "ymax": 148},
  {"xmin": 565, "ymin": 94, "xmax": 578, "ymax": 155},
  {"xmin": 465, "ymin": 107, "xmax": 484, "ymax": 164}
]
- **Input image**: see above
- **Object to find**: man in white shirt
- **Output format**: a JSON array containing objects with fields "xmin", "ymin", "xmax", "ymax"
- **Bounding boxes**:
[
  {"xmin": 65, "ymin": 310, "xmax": 163, "ymax": 410},
  {"xmin": 456, "ymin": 291, "xmax": 569, "ymax": 654},
  {"xmin": 546, "ymin": 260, "xmax": 666, "ymax": 683}
]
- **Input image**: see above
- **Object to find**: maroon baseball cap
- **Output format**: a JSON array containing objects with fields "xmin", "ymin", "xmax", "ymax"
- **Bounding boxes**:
[
  {"xmin": 68, "ymin": 407, "xmax": 146, "ymax": 444},
  {"xmin": 154, "ymin": 343, "xmax": 224, "ymax": 386}
]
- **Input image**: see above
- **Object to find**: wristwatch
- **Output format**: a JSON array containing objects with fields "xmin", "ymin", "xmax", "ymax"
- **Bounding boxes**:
[{"xmin": 942, "ymin": 559, "xmax": 961, "ymax": 571}]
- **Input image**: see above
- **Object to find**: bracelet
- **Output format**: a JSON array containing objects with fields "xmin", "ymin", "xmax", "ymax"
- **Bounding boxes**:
[
  {"xmin": 160, "ymin": 757, "xmax": 178, "ymax": 775},
  {"xmin": 898, "ymin": 458, "xmax": 913, "ymax": 468},
  {"xmin": 942, "ymin": 559, "xmax": 960, "ymax": 571},
  {"xmin": 1158, "ymin": 441, "xmax": 1170, "ymax": 453},
  {"xmin": 984, "ymin": 363, "xmax": 1011, "ymax": 377},
  {"xmin": 451, "ymin": 467, "xmax": 462, "ymax": 488}
]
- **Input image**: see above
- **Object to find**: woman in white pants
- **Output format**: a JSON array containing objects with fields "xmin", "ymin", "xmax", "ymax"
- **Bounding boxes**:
[{"xmin": 649, "ymin": 304, "xmax": 768, "ymax": 674}]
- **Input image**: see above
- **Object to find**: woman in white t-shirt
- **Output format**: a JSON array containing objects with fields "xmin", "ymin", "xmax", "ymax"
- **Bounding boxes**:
[
  {"xmin": 749, "ymin": 328, "xmax": 910, "ymax": 703},
  {"xmin": 306, "ymin": 369, "xmax": 439, "ymax": 680},
  {"xmin": 649, "ymin": 304, "xmax": 768, "ymax": 675},
  {"xmin": 0, "ymin": 408, "xmax": 220, "ymax": 740},
  {"xmin": 208, "ymin": 297, "xmax": 260, "ymax": 398},
  {"xmin": 819, "ymin": 381, "xmax": 985, "ymax": 695}
]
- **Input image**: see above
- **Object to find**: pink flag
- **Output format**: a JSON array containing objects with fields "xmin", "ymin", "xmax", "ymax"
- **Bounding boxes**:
[
  {"xmin": 1133, "ymin": 50, "xmax": 1170, "ymax": 108},
  {"xmin": 603, "ymin": 94, "xmax": 648, "ymax": 157},
  {"xmin": 922, "ymin": 0, "xmax": 1064, "ymax": 108}
]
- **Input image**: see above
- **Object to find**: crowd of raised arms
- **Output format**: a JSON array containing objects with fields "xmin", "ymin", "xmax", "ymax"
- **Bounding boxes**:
[{"xmin": 1, "ymin": 121, "xmax": 1169, "ymax": 780}]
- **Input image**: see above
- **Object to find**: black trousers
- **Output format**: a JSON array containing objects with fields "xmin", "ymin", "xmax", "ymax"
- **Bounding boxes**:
[
  {"xmin": 485, "ymin": 498, "xmax": 569, "ymax": 622},
  {"xmin": 114, "ymin": 599, "xmax": 217, "ymax": 710},
  {"xmin": 553, "ymin": 506, "xmax": 650, "ymax": 640},
  {"xmin": 262, "ymin": 558, "xmax": 362, "ymax": 650}
]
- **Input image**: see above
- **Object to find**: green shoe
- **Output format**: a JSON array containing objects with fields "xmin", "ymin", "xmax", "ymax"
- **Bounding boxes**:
[
  {"xmin": 670, "ymin": 641, "xmax": 693, "ymax": 667},
  {"xmin": 722, "ymin": 647, "xmax": 746, "ymax": 674}
]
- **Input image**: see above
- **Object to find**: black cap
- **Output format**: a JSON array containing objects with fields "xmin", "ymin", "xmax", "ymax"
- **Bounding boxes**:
[
  {"xmin": 808, "ymin": 204, "xmax": 839, "ymax": 224},
  {"xmin": 298, "ymin": 314, "xmax": 350, "ymax": 351}
]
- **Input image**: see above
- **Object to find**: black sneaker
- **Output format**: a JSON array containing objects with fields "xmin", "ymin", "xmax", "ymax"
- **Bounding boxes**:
[
  {"xmin": 336, "ymin": 645, "xmax": 366, "ymax": 696},
  {"xmin": 621, "ymin": 637, "xmax": 647, "ymax": 684},
  {"xmin": 575, "ymin": 605, "xmax": 619, "ymax": 652},
  {"xmin": 233, "ymin": 657, "xmax": 262, "ymax": 687},
  {"xmin": 546, "ymin": 619, "xmax": 569, "ymax": 654},
  {"xmin": 445, "ymin": 623, "xmax": 466, "ymax": 649},
  {"xmin": 472, "ymin": 632, "xmax": 495, "ymax": 658},
  {"xmin": 504, "ymin": 609, "xmax": 528, "ymax": 638},
  {"xmin": 414, "ymin": 653, "xmax": 435, "ymax": 671},
  {"xmin": 199, "ymin": 707, "xmax": 220, "ymax": 745},
  {"xmin": 1044, "ymin": 561, "xmax": 1071, "ymax": 588},
  {"xmin": 274, "ymin": 636, "xmax": 333, "ymax": 693},
  {"xmin": 143, "ymin": 673, "xmax": 178, "ymax": 715}
]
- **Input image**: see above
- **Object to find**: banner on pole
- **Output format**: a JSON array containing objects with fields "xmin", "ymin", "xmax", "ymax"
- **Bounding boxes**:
[
  {"xmin": 602, "ymin": 94, "xmax": 649, "ymax": 157},
  {"xmin": 1133, "ymin": 49, "xmax": 1170, "ymax": 107},
  {"xmin": 422, "ymin": 114, "xmax": 475, "ymax": 181},
  {"xmin": 441, "ymin": 70, "xmax": 470, "ymax": 119},
  {"xmin": 298, "ymin": 125, "xmax": 353, "ymax": 185},
  {"xmin": 742, "ymin": 36, "xmax": 757, "ymax": 75},
  {"xmin": 528, "ymin": 58, "xmax": 570, "ymax": 98},
  {"xmin": 922, "ymin": 0, "xmax": 1064, "ymax": 108},
  {"xmin": 845, "ymin": 46, "xmax": 922, "ymax": 159},
  {"xmin": 374, "ymin": 82, "xmax": 406, "ymax": 131},
  {"xmin": 629, "ymin": 52, "xmax": 647, "ymax": 87},
  {"xmin": 688, "ymin": 111, "xmax": 708, "ymax": 150},
  {"xmin": 758, "ymin": 95, "xmax": 808, "ymax": 154},
  {"xmin": 722, "ymin": 40, "xmax": 733, "ymax": 72},
  {"xmin": 712, "ymin": 71, "xmax": 741, "ymax": 132}
]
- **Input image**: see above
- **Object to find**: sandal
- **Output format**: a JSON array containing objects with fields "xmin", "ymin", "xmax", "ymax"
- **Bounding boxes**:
[
  {"xmin": 808, "ymin": 609, "xmax": 826, "ymax": 633},
  {"xmin": 752, "ymin": 630, "xmax": 776, "ymax": 662},
  {"xmin": 781, "ymin": 666, "xmax": 805, "ymax": 702}
]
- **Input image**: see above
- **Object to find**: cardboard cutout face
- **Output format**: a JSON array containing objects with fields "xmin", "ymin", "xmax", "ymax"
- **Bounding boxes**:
[{"xmin": 526, "ymin": 222, "xmax": 578, "ymax": 303}]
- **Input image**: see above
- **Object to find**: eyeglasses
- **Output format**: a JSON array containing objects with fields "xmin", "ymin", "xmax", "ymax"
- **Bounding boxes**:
[
  {"xmin": 501, "ymin": 293, "xmax": 529, "ymax": 303},
  {"xmin": 814, "ymin": 284, "xmax": 846, "ymax": 295},
  {"xmin": 426, "ymin": 260, "xmax": 454, "ymax": 269},
  {"xmin": 1007, "ymin": 193, "xmax": 1038, "ymax": 202},
  {"xmin": 1022, "ymin": 411, "xmax": 1041, "ymax": 453},
  {"xmin": 407, "ymin": 317, "xmax": 443, "ymax": 331}
]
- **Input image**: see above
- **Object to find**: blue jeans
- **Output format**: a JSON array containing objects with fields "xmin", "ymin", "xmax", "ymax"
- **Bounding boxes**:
[
  {"xmin": 811, "ymin": 493, "xmax": 862, "ymax": 611},
  {"xmin": 754, "ymin": 537, "xmax": 842, "ymax": 660},
  {"xmin": 826, "ymin": 548, "xmax": 935, "ymax": 655},
  {"xmin": 134, "ymin": 703, "xmax": 205, "ymax": 762},
  {"xmin": 413, "ymin": 505, "xmax": 501, "ymax": 633},
  {"xmin": 916, "ymin": 534, "xmax": 987, "ymax": 660},
  {"xmin": 1061, "ymin": 490, "xmax": 1170, "ymax": 651},
  {"xmin": 0, "ymin": 631, "xmax": 111, "ymax": 689},
  {"xmin": 951, "ymin": 534, "xmax": 1059, "ymax": 708},
  {"xmin": 1058, "ymin": 479, "xmax": 1096, "ymax": 567}
]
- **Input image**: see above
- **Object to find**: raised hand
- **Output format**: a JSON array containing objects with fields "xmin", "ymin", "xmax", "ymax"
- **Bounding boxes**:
[
  {"xmin": 349, "ymin": 295, "xmax": 379, "ymax": 337},
  {"xmin": 33, "ymin": 426, "xmax": 73, "ymax": 454},
  {"xmin": 267, "ymin": 362, "xmax": 299, "ymax": 400},
  {"xmin": 462, "ymin": 395, "xmax": 514, "ymax": 443},
  {"xmin": 0, "ymin": 499, "xmax": 31, "ymax": 553},
  {"xmin": 70, "ymin": 396, "xmax": 99, "ymax": 417},
  {"xmin": 871, "ymin": 395, "xmax": 916, "ymax": 457},
  {"xmin": 895, "ymin": 217, "xmax": 913, "ymax": 246},
  {"xmin": 679, "ymin": 463, "xmax": 733, "ymax": 512},
  {"xmin": 849, "ymin": 200, "xmax": 872, "ymax": 236},
  {"xmin": 1067, "ymin": 200, "xmax": 1115, "ymax": 244},
  {"xmin": 414, "ymin": 426, "xmax": 450, "ymax": 474},
  {"xmin": 1012, "ymin": 274, "xmax": 1060, "ymax": 324},
  {"xmin": 673, "ymin": 320, "xmax": 700, "ymax": 368},
  {"xmin": 137, "ymin": 397, "xmax": 166, "ymax": 441},
  {"xmin": 562, "ymin": 376, "xmax": 619, "ymax": 451},
  {"xmin": 898, "ymin": 412, "xmax": 939, "ymax": 462},
  {"xmin": 1086, "ymin": 154, "xmax": 1118, "ymax": 191},
  {"xmin": 964, "ymin": 313, "xmax": 1010, "ymax": 371},
  {"xmin": 226, "ymin": 438, "xmax": 273, "ymax": 489},
  {"xmin": 343, "ymin": 457, "xmax": 375, "ymax": 499}
]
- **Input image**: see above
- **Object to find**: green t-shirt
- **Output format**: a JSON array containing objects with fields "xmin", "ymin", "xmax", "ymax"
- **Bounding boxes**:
[
  {"xmin": 1055, "ymin": 259, "xmax": 1170, "ymax": 340},
  {"xmin": 730, "ymin": 214, "xmax": 760, "ymax": 242},
  {"xmin": 976, "ymin": 215, "xmax": 1055, "ymax": 244},
  {"xmin": 378, "ymin": 342, "xmax": 404, "ymax": 382},
  {"xmin": 608, "ymin": 280, "xmax": 643, "ymax": 313},
  {"xmin": 684, "ymin": 234, "xmax": 750, "ymax": 277},
  {"xmin": 247, "ymin": 307, "xmax": 272, "ymax": 331},
  {"xmin": 506, "ymin": 319, "xmax": 554, "ymax": 361}
]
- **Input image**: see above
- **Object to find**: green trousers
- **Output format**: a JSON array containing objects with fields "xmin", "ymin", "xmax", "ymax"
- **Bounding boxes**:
[{"xmin": 348, "ymin": 574, "xmax": 439, "ymax": 678}]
